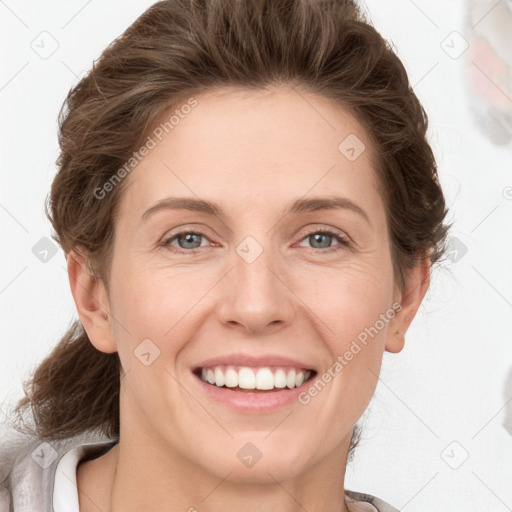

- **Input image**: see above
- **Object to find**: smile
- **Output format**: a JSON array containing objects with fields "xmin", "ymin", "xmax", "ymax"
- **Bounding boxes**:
[{"xmin": 194, "ymin": 365, "xmax": 316, "ymax": 392}]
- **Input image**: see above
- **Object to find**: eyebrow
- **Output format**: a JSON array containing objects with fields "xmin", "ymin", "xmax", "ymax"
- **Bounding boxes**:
[{"xmin": 141, "ymin": 195, "xmax": 371, "ymax": 226}]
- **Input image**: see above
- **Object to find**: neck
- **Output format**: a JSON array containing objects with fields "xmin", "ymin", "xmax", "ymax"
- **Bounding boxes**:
[{"xmin": 111, "ymin": 441, "xmax": 350, "ymax": 512}]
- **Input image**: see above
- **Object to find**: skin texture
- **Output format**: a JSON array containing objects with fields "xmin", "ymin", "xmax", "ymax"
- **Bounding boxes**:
[{"xmin": 68, "ymin": 85, "xmax": 430, "ymax": 512}]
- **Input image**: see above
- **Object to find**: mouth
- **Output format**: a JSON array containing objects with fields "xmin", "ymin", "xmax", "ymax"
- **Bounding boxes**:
[{"xmin": 192, "ymin": 365, "xmax": 317, "ymax": 393}]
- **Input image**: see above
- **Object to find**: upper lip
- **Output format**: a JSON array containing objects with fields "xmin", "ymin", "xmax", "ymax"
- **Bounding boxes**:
[{"xmin": 192, "ymin": 353, "xmax": 317, "ymax": 372}]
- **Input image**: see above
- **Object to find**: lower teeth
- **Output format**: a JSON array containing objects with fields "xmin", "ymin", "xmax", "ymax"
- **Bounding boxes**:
[
  {"xmin": 205, "ymin": 381, "xmax": 309, "ymax": 392},
  {"xmin": 222, "ymin": 385, "xmax": 283, "ymax": 392}
]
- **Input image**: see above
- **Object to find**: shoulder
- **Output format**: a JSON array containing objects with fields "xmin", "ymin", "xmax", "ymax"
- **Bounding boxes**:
[
  {"xmin": 0, "ymin": 427, "xmax": 34, "ymax": 512},
  {"xmin": 346, "ymin": 488, "xmax": 402, "ymax": 512},
  {"xmin": 0, "ymin": 426, "xmax": 116, "ymax": 512}
]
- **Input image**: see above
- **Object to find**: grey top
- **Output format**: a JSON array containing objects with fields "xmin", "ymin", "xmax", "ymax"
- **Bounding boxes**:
[{"xmin": 0, "ymin": 431, "xmax": 401, "ymax": 511}]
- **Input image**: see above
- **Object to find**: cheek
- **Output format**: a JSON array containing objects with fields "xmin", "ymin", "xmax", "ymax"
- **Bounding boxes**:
[
  {"xmin": 108, "ymin": 261, "xmax": 217, "ymax": 356},
  {"xmin": 294, "ymin": 258, "xmax": 395, "ymax": 340},
  {"xmin": 110, "ymin": 259, "xmax": 186, "ymax": 323},
  {"xmin": 107, "ymin": 267, "xmax": 192, "ymax": 404},
  {"xmin": 300, "ymin": 265, "xmax": 393, "ymax": 419}
]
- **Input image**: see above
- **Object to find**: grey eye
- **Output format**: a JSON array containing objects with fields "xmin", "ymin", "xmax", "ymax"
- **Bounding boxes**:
[
  {"xmin": 174, "ymin": 233, "xmax": 204, "ymax": 249},
  {"xmin": 308, "ymin": 233, "xmax": 335, "ymax": 249}
]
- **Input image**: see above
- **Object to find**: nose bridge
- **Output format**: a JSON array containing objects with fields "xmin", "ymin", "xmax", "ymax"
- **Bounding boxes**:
[
  {"xmin": 235, "ymin": 233, "xmax": 285, "ymax": 299},
  {"xmin": 219, "ymin": 233, "xmax": 294, "ymax": 332},
  {"xmin": 236, "ymin": 235, "xmax": 279, "ymax": 291}
]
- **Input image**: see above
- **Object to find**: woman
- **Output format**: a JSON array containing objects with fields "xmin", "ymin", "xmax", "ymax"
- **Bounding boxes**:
[{"xmin": 0, "ymin": 0, "xmax": 451, "ymax": 510}]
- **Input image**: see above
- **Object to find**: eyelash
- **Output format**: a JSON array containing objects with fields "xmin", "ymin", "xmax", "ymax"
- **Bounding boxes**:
[{"xmin": 160, "ymin": 227, "xmax": 350, "ymax": 255}]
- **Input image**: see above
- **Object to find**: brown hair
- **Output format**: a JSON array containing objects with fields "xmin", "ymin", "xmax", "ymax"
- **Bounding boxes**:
[{"xmin": 12, "ymin": 0, "xmax": 451, "ymax": 462}]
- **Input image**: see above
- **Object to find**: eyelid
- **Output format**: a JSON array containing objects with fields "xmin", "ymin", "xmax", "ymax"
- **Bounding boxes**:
[
  {"xmin": 299, "ymin": 224, "xmax": 350, "ymax": 241},
  {"xmin": 160, "ymin": 224, "xmax": 215, "ymax": 243}
]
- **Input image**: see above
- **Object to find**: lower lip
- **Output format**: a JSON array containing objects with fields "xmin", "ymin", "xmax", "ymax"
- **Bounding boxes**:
[{"xmin": 191, "ymin": 372, "xmax": 315, "ymax": 413}]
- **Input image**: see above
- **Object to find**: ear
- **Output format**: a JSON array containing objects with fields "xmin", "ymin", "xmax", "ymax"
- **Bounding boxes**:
[
  {"xmin": 385, "ymin": 255, "xmax": 431, "ymax": 353},
  {"xmin": 66, "ymin": 247, "xmax": 117, "ymax": 354}
]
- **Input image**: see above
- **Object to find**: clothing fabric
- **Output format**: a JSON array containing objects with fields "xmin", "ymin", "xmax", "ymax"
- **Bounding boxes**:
[{"xmin": 0, "ymin": 432, "xmax": 401, "ymax": 511}]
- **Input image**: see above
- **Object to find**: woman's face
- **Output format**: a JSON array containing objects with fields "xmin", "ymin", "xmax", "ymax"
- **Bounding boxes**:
[{"xmin": 83, "ymin": 85, "xmax": 425, "ymax": 483}]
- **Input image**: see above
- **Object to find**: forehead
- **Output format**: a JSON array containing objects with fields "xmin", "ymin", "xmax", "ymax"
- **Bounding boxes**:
[{"xmin": 118, "ymin": 85, "xmax": 384, "ymax": 224}]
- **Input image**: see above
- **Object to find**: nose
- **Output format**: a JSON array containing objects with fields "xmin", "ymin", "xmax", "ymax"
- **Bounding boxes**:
[{"xmin": 217, "ymin": 240, "xmax": 296, "ymax": 335}]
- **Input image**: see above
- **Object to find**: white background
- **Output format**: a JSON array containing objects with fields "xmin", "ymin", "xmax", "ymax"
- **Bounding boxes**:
[{"xmin": 1, "ymin": 1, "xmax": 511, "ymax": 510}]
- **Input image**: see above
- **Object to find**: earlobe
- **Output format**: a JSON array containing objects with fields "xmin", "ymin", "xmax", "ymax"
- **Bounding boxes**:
[
  {"xmin": 386, "ymin": 329, "xmax": 404, "ymax": 354},
  {"xmin": 66, "ymin": 248, "xmax": 117, "ymax": 354},
  {"xmin": 385, "ymin": 256, "xmax": 431, "ymax": 354}
]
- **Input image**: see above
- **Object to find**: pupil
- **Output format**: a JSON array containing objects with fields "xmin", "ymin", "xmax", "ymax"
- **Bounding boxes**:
[
  {"xmin": 311, "ymin": 233, "xmax": 331, "ymax": 248},
  {"xmin": 180, "ymin": 233, "xmax": 201, "ymax": 249}
]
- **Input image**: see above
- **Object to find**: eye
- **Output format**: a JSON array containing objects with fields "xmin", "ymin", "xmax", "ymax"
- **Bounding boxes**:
[
  {"xmin": 161, "ymin": 231, "xmax": 210, "ymax": 253},
  {"xmin": 160, "ymin": 227, "xmax": 351, "ymax": 255},
  {"xmin": 297, "ymin": 228, "xmax": 350, "ymax": 253}
]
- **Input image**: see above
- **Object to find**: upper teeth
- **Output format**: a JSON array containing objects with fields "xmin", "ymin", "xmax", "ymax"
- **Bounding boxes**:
[{"xmin": 200, "ymin": 366, "xmax": 312, "ymax": 390}]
